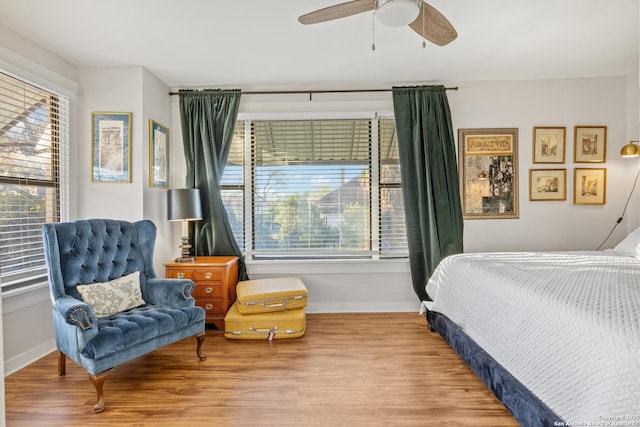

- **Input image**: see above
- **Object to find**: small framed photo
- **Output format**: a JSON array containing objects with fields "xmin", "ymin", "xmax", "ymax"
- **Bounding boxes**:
[
  {"xmin": 529, "ymin": 169, "xmax": 566, "ymax": 201},
  {"xmin": 574, "ymin": 168, "xmax": 606, "ymax": 205},
  {"xmin": 574, "ymin": 126, "xmax": 606, "ymax": 163},
  {"xmin": 91, "ymin": 112, "xmax": 132, "ymax": 182},
  {"xmin": 149, "ymin": 120, "xmax": 169, "ymax": 188},
  {"xmin": 533, "ymin": 127, "xmax": 565, "ymax": 163}
]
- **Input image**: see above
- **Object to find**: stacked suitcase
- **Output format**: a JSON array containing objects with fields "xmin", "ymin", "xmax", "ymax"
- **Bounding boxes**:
[{"xmin": 224, "ymin": 276, "xmax": 307, "ymax": 340}]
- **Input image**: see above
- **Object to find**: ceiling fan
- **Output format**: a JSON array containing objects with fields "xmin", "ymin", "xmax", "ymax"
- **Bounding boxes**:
[{"xmin": 298, "ymin": 0, "xmax": 457, "ymax": 46}]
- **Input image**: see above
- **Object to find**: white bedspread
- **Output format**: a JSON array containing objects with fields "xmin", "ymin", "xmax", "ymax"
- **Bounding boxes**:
[{"xmin": 424, "ymin": 251, "xmax": 640, "ymax": 423}]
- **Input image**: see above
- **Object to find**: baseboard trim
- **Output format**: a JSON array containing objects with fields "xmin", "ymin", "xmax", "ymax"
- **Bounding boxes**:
[
  {"xmin": 4, "ymin": 339, "xmax": 56, "ymax": 376},
  {"xmin": 306, "ymin": 302, "xmax": 420, "ymax": 314}
]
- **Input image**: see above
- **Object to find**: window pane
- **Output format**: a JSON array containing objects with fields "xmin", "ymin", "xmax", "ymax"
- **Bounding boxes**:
[
  {"xmin": 221, "ymin": 121, "xmax": 245, "ymax": 251},
  {"xmin": 0, "ymin": 72, "xmax": 65, "ymax": 290},
  {"xmin": 379, "ymin": 119, "xmax": 408, "ymax": 257},
  {"xmin": 0, "ymin": 184, "xmax": 56, "ymax": 283},
  {"xmin": 252, "ymin": 120, "xmax": 371, "ymax": 256},
  {"xmin": 221, "ymin": 189, "xmax": 244, "ymax": 251},
  {"xmin": 380, "ymin": 187, "xmax": 408, "ymax": 256}
]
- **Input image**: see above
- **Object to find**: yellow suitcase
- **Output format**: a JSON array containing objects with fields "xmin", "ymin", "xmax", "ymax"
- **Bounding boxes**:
[
  {"xmin": 235, "ymin": 276, "xmax": 307, "ymax": 314},
  {"xmin": 224, "ymin": 302, "xmax": 306, "ymax": 340}
]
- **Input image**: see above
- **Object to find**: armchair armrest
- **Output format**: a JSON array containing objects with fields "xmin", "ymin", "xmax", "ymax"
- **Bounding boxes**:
[
  {"xmin": 55, "ymin": 296, "xmax": 96, "ymax": 331},
  {"xmin": 142, "ymin": 278, "xmax": 195, "ymax": 308}
]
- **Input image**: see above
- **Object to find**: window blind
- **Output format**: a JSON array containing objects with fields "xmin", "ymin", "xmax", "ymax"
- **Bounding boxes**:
[
  {"xmin": 379, "ymin": 119, "xmax": 408, "ymax": 257},
  {"xmin": 221, "ymin": 116, "xmax": 408, "ymax": 260},
  {"xmin": 220, "ymin": 120, "xmax": 245, "ymax": 251},
  {"xmin": 0, "ymin": 71, "xmax": 69, "ymax": 291}
]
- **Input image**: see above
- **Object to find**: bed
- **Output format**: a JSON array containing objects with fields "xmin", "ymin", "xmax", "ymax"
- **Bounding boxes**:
[{"xmin": 422, "ymin": 229, "xmax": 640, "ymax": 426}]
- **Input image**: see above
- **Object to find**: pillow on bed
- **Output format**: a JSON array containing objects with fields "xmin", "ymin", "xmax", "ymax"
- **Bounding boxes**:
[
  {"xmin": 77, "ymin": 271, "xmax": 145, "ymax": 318},
  {"xmin": 612, "ymin": 226, "xmax": 640, "ymax": 257}
]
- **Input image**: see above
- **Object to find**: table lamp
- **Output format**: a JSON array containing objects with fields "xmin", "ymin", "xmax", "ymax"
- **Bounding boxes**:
[{"xmin": 167, "ymin": 188, "xmax": 202, "ymax": 262}]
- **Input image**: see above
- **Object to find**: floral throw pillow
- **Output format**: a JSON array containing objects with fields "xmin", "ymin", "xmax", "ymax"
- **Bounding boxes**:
[{"xmin": 77, "ymin": 271, "xmax": 145, "ymax": 318}]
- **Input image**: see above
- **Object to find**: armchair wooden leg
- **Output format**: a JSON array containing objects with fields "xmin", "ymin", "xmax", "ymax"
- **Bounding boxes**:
[
  {"xmin": 196, "ymin": 332, "xmax": 207, "ymax": 361},
  {"xmin": 58, "ymin": 351, "xmax": 66, "ymax": 376},
  {"xmin": 88, "ymin": 370, "xmax": 111, "ymax": 413}
]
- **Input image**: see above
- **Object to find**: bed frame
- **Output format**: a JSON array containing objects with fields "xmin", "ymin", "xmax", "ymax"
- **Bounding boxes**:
[{"xmin": 426, "ymin": 310, "xmax": 563, "ymax": 427}]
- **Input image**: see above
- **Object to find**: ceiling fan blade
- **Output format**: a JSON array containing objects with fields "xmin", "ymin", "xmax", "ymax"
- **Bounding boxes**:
[
  {"xmin": 298, "ymin": 0, "xmax": 375, "ymax": 25},
  {"xmin": 408, "ymin": 2, "xmax": 457, "ymax": 46}
]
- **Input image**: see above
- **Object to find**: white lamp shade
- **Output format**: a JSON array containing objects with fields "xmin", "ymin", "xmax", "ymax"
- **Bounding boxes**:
[
  {"xmin": 168, "ymin": 188, "xmax": 202, "ymax": 221},
  {"xmin": 376, "ymin": 0, "xmax": 421, "ymax": 27}
]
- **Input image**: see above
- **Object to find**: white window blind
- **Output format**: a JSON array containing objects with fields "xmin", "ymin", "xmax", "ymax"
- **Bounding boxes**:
[
  {"xmin": 0, "ymin": 72, "xmax": 69, "ymax": 291},
  {"xmin": 221, "ymin": 116, "xmax": 408, "ymax": 260},
  {"xmin": 379, "ymin": 118, "xmax": 408, "ymax": 256},
  {"xmin": 220, "ymin": 120, "xmax": 245, "ymax": 251}
]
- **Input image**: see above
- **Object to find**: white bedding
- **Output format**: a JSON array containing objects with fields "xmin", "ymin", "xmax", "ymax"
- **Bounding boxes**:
[{"xmin": 424, "ymin": 251, "xmax": 640, "ymax": 422}]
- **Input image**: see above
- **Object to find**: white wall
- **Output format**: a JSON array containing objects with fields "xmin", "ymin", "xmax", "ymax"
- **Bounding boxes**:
[
  {"xmin": 142, "ymin": 67, "xmax": 174, "ymax": 274},
  {"xmin": 451, "ymin": 76, "xmax": 640, "ymax": 252}
]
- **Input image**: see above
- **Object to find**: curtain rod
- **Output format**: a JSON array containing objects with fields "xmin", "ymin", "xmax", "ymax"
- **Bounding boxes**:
[{"xmin": 169, "ymin": 87, "xmax": 458, "ymax": 98}]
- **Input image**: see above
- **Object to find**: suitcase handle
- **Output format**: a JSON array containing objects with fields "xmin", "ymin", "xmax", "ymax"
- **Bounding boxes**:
[
  {"xmin": 263, "ymin": 302, "xmax": 286, "ymax": 308},
  {"xmin": 249, "ymin": 327, "xmax": 278, "ymax": 333}
]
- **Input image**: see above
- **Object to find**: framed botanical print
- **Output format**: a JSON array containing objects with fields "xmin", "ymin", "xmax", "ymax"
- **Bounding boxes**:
[
  {"xmin": 533, "ymin": 127, "xmax": 565, "ymax": 163},
  {"xmin": 149, "ymin": 120, "xmax": 169, "ymax": 188},
  {"xmin": 458, "ymin": 128, "xmax": 518, "ymax": 219},
  {"xmin": 574, "ymin": 168, "xmax": 606, "ymax": 205},
  {"xmin": 529, "ymin": 169, "xmax": 566, "ymax": 201},
  {"xmin": 91, "ymin": 112, "xmax": 132, "ymax": 182},
  {"xmin": 574, "ymin": 126, "xmax": 606, "ymax": 163}
]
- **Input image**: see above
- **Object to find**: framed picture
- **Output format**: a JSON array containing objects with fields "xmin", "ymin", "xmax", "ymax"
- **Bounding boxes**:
[
  {"xmin": 574, "ymin": 126, "xmax": 606, "ymax": 163},
  {"xmin": 533, "ymin": 127, "xmax": 565, "ymax": 163},
  {"xmin": 529, "ymin": 169, "xmax": 566, "ymax": 201},
  {"xmin": 574, "ymin": 168, "xmax": 606, "ymax": 205},
  {"xmin": 91, "ymin": 112, "xmax": 132, "ymax": 182},
  {"xmin": 458, "ymin": 128, "xmax": 518, "ymax": 219},
  {"xmin": 149, "ymin": 120, "xmax": 169, "ymax": 188}
]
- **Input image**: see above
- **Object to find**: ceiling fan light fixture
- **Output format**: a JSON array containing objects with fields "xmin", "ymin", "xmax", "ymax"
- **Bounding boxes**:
[{"xmin": 376, "ymin": 0, "xmax": 421, "ymax": 27}]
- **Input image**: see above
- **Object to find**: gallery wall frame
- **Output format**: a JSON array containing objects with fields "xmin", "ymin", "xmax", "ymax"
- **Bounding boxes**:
[
  {"xmin": 533, "ymin": 126, "xmax": 566, "ymax": 164},
  {"xmin": 574, "ymin": 167, "xmax": 606, "ymax": 205},
  {"xmin": 149, "ymin": 120, "xmax": 169, "ymax": 188},
  {"xmin": 458, "ymin": 128, "xmax": 518, "ymax": 219},
  {"xmin": 529, "ymin": 168, "xmax": 566, "ymax": 201},
  {"xmin": 91, "ymin": 112, "xmax": 132, "ymax": 182},
  {"xmin": 574, "ymin": 126, "xmax": 607, "ymax": 163}
]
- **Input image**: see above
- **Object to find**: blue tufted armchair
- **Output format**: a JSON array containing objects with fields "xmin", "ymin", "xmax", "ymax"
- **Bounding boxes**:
[{"xmin": 42, "ymin": 219, "xmax": 207, "ymax": 412}]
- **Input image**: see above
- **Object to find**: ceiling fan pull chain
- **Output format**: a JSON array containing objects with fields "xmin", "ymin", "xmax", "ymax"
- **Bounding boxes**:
[
  {"xmin": 422, "ymin": 5, "xmax": 426, "ymax": 48},
  {"xmin": 371, "ymin": 8, "xmax": 376, "ymax": 51}
]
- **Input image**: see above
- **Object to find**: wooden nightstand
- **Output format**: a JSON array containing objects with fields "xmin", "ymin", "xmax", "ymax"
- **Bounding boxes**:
[{"xmin": 165, "ymin": 256, "xmax": 239, "ymax": 330}]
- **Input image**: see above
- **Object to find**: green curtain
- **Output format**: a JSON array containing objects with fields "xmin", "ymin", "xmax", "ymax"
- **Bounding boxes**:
[
  {"xmin": 179, "ymin": 89, "xmax": 248, "ymax": 281},
  {"xmin": 392, "ymin": 85, "xmax": 464, "ymax": 301}
]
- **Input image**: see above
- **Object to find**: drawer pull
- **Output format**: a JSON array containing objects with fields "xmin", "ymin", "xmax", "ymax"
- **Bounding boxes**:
[
  {"xmin": 205, "ymin": 304, "xmax": 213, "ymax": 310},
  {"xmin": 204, "ymin": 272, "xmax": 213, "ymax": 279},
  {"xmin": 205, "ymin": 287, "xmax": 213, "ymax": 294},
  {"xmin": 177, "ymin": 272, "xmax": 184, "ymax": 279}
]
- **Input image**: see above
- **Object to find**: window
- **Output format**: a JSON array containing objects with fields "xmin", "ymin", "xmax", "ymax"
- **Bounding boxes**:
[
  {"xmin": 221, "ymin": 116, "xmax": 408, "ymax": 260},
  {"xmin": 0, "ymin": 72, "xmax": 69, "ymax": 291}
]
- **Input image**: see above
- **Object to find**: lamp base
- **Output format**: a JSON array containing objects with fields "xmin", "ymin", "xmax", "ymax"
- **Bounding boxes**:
[{"xmin": 176, "ymin": 236, "xmax": 195, "ymax": 262}]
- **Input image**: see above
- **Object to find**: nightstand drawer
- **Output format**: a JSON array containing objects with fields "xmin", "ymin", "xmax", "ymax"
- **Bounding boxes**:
[
  {"xmin": 195, "ymin": 298, "xmax": 224, "ymax": 316},
  {"xmin": 194, "ymin": 269, "xmax": 223, "ymax": 281},
  {"xmin": 165, "ymin": 269, "xmax": 194, "ymax": 280},
  {"xmin": 192, "ymin": 282, "xmax": 223, "ymax": 298}
]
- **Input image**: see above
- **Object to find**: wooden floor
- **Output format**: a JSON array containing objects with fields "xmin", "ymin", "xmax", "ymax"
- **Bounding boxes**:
[{"xmin": 5, "ymin": 313, "xmax": 518, "ymax": 426}]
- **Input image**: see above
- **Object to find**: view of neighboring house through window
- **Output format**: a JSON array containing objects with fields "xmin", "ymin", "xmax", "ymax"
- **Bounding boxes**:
[
  {"xmin": 0, "ymin": 72, "xmax": 68, "ymax": 291},
  {"xmin": 220, "ymin": 116, "xmax": 408, "ymax": 260}
]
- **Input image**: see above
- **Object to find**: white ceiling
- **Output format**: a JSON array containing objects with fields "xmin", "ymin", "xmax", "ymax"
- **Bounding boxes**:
[{"xmin": 0, "ymin": 0, "xmax": 638, "ymax": 90}]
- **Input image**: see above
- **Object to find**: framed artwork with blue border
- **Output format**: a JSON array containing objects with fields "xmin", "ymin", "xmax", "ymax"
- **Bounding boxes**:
[
  {"xmin": 91, "ymin": 112, "xmax": 132, "ymax": 182},
  {"xmin": 149, "ymin": 119, "xmax": 169, "ymax": 188}
]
